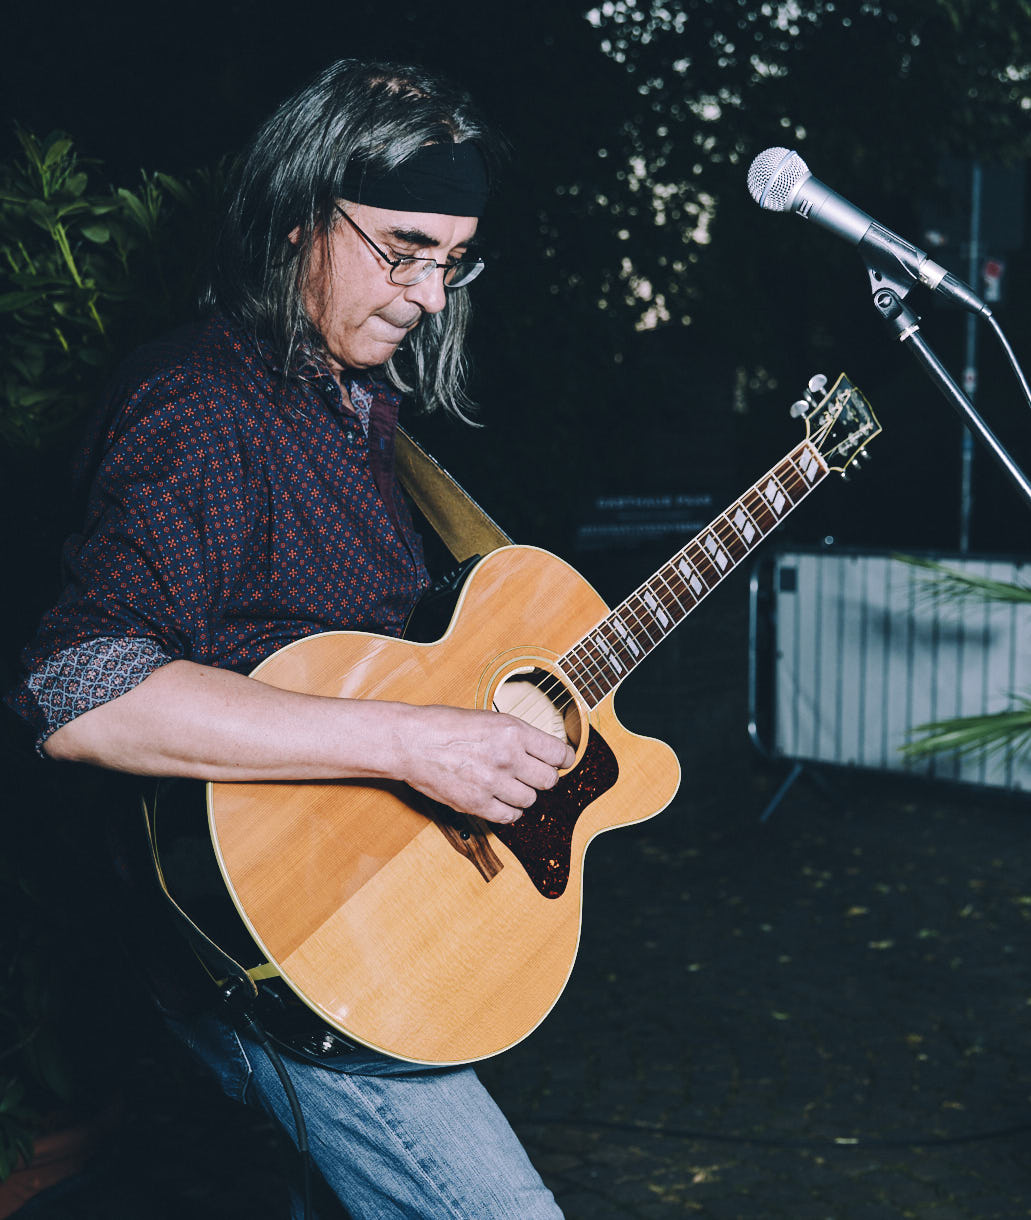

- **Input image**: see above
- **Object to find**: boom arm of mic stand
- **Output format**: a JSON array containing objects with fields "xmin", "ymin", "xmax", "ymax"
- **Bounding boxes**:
[{"xmin": 871, "ymin": 285, "xmax": 1031, "ymax": 514}]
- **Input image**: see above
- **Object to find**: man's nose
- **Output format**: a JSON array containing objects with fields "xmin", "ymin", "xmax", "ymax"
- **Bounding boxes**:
[{"xmin": 403, "ymin": 268, "xmax": 448, "ymax": 315}]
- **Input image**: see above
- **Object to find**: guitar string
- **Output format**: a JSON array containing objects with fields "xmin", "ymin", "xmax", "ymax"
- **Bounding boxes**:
[
  {"xmin": 562, "ymin": 436, "xmax": 831, "ymax": 703},
  {"xmin": 542, "ymin": 448, "xmax": 821, "ymax": 710},
  {"xmin": 560, "ymin": 449, "xmax": 818, "ymax": 698},
  {"xmin": 492, "ymin": 444, "xmax": 826, "ymax": 726}
]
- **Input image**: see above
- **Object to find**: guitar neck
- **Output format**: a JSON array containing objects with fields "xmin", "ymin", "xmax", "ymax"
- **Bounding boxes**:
[{"xmin": 560, "ymin": 438, "xmax": 829, "ymax": 706}]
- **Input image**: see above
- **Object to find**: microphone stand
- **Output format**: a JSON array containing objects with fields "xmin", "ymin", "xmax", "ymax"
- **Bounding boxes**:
[{"xmin": 868, "ymin": 275, "xmax": 1031, "ymax": 515}]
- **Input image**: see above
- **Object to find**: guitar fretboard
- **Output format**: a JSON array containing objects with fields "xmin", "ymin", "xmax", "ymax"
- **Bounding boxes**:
[{"xmin": 561, "ymin": 440, "xmax": 828, "ymax": 706}]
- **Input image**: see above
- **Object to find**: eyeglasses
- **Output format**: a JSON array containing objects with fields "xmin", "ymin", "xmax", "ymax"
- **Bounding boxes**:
[{"xmin": 335, "ymin": 206, "xmax": 484, "ymax": 288}]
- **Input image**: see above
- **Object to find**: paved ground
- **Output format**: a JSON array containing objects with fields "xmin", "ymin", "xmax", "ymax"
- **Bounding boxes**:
[{"xmin": 10, "ymin": 569, "xmax": 1031, "ymax": 1218}]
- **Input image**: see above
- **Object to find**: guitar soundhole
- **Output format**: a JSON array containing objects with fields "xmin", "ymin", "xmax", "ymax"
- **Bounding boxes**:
[
  {"xmin": 491, "ymin": 667, "xmax": 583, "ymax": 751},
  {"xmin": 492, "ymin": 729, "xmax": 619, "ymax": 900}
]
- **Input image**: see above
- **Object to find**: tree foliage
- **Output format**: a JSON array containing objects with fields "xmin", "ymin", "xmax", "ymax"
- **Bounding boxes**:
[
  {"xmin": 541, "ymin": 0, "xmax": 1031, "ymax": 351},
  {"xmin": 455, "ymin": 0, "xmax": 1031, "ymax": 551},
  {"xmin": 2, "ymin": 0, "xmax": 1030, "ymax": 550}
]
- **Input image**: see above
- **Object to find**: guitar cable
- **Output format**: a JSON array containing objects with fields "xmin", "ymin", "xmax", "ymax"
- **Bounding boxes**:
[{"xmin": 220, "ymin": 979, "xmax": 314, "ymax": 1220}]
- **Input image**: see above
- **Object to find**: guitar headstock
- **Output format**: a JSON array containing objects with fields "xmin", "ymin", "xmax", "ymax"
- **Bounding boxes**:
[{"xmin": 789, "ymin": 373, "xmax": 881, "ymax": 475}]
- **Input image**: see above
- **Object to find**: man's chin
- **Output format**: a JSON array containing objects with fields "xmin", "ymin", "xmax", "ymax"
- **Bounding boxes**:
[
  {"xmin": 357, "ymin": 341, "xmax": 403, "ymax": 369},
  {"xmin": 332, "ymin": 339, "xmax": 403, "ymax": 372}
]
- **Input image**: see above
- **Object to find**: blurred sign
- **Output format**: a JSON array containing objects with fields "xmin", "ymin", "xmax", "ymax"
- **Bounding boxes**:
[
  {"xmin": 921, "ymin": 159, "xmax": 1026, "ymax": 255},
  {"xmin": 575, "ymin": 491, "xmax": 713, "ymax": 550},
  {"xmin": 982, "ymin": 257, "xmax": 1005, "ymax": 303}
]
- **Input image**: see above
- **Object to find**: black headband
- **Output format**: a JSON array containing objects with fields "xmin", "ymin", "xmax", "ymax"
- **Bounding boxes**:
[{"xmin": 338, "ymin": 142, "xmax": 490, "ymax": 217}]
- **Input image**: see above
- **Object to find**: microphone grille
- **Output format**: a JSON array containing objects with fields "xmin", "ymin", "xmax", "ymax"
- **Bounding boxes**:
[{"xmin": 747, "ymin": 147, "xmax": 810, "ymax": 212}]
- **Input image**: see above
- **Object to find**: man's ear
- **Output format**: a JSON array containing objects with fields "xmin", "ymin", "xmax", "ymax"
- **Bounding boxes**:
[{"xmin": 287, "ymin": 226, "xmax": 302, "ymax": 246}]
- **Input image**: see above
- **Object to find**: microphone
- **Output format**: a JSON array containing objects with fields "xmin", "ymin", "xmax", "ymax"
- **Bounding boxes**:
[{"xmin": 746, "ymin": 147, "xmax": 988, "ymax": 316}]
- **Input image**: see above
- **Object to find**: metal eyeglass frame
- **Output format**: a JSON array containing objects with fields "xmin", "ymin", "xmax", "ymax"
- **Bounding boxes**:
[{"xmin": 335, "ymin": 206, "xmax": 484, "ymax": 288}]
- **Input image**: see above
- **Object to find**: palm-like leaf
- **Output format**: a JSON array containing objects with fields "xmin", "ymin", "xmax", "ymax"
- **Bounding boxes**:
[{"xmin": 896, "ymin": 556, "xmax": 1031, "ymax": 764}]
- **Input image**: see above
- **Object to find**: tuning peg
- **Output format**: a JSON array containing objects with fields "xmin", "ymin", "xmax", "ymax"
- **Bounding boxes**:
[
  {"xmin": 789, "ymin": 399, "xmax": 809, "ymax": 418},
  {"xmin": 803, "ymin": 374, "xmax": 828, "ymax": 409}
]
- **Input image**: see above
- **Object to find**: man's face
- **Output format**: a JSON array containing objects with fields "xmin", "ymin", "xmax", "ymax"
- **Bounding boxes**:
[{"xmin": 302, "ymin": 203, "xmax": 479, "ymax": 373}]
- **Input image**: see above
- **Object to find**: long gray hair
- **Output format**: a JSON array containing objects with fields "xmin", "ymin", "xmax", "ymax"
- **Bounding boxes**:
[{"xmin": 207, "ymin": 59, "xmax": 499, "ymax": 418}]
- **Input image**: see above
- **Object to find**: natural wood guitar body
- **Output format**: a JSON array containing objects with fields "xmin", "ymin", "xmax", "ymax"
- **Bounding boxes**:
[
  {"xmin": 205, "ymin": 375, "xmax": 879, "ymax": 1066},
  {"xmin": 208, "ymin": 546, "xmax": 681, "ymax": 1065}
]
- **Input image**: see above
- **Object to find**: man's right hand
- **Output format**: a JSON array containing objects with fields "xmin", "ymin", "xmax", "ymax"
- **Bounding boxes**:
[
  {"xmin": 45, "ymin": 661, "xmax": 575, "ymax": 826},
  {"xmin": 395, "ymin": 704, "xmax": 575, "ymax": 825}
]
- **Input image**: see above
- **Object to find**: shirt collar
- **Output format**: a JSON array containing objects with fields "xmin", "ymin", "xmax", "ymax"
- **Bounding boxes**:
[{"xmin": 245, "ymin": 322, "xmax": 401, "ymax": 420}]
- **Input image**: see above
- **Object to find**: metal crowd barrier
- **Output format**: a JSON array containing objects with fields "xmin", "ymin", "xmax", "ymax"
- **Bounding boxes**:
[{"xmin": 748, "ymin": 546, "xmax": 1031, "ymax": 812}]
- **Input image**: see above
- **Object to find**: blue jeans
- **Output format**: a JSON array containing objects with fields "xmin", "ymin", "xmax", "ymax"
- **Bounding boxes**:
[{"xmin": 163, "ymin": 1007, "xmax": 563, "ymax": 1219}]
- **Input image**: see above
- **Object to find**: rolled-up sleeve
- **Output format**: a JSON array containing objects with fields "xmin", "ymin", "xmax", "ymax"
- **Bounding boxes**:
[{"xmin": 20, "ymin": 635, "xmax": 174, "ymax": 752}]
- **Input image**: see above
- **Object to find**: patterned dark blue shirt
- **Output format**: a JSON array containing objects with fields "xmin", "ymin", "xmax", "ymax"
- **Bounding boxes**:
[{"xmin": 8, "ymin": 312, "xmax": 430, "ymax": 744}]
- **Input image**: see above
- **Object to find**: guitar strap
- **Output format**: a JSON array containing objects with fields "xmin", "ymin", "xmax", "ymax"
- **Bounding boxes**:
[
  {"xmin": 394, "ymin": 427, "xmax": 512, "ymax": 559},
  {"xmin": 139, "ymin": 784, "xmax": 271, "ymax": 1001}
]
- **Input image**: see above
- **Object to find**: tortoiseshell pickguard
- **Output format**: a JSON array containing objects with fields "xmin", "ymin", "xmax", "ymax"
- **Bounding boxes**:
[{"xmin": 491, "ymin": 729, "xmax": 619, "ymax": 899}]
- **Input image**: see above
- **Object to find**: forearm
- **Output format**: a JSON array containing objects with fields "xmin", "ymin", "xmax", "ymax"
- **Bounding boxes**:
[
  {"xmin": 42, "ymin": 658, "xmax": 576, "ymax": 823},
  {"xmin": 43, "ymin": 659, "xmax": 418, "ymax": 782}
]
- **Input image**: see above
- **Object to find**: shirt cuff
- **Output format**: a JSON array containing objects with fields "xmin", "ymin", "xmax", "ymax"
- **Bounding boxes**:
[{"xmin": 24, "ymin": 635, "xmax": 174, "ymax": 755}]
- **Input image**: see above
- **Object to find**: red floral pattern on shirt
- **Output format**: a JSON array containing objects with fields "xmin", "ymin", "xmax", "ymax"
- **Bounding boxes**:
[{"xmin": 8, "ymin": 313, "xmax": 429, "ymax": 742}]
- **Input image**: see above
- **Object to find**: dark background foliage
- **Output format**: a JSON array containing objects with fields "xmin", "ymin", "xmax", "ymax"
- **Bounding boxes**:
[{"xmin": 4, "ymin": 0, "xmax": 1030, "ymax": 560}]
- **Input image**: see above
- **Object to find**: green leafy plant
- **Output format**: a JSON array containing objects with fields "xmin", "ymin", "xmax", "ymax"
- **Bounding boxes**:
[
  {"xmin": 0, "ymin": 1083, "xmax": 36, "ymax": 1185},
  {"xmin": 0, "ymin": 922, "xmax": 47, "ymax": 1180},
  {"xmin": 899, "ymin": 556, "xmax": 1031, "ymax": 765},
  {"xmin": 0, "ymin": 1077, "xmax": 36, "ymax": 1182},
  {"xmin": 0, "ymin": 128, "xmax": 222, "ymax": 448},
  {"xmin": 0, "ymin": 131, "xmax": 224, "ymax": 1184}
]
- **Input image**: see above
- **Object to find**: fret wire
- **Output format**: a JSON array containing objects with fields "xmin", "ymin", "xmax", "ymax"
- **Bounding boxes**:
[
  {"xmin": 591, "ymin": 619, "xmax": 640, "ymax": 678},
  {"xmin": 624, "ymin": 583, "xmax": 678, "ymax": 644},
  {"xmin": 657, "ymin": 563, "xmax": 694, "ymax": 615},
  {"xmin": 665, "ymin": 544, "xmax": 712, "ymax": 597},
  {"xmin": 570, "ymin": 645, "xmax": 611, "ymax": 701},
  {"xmin": 769, "ymin": 469, "xmax": 796, "ymax": 507},
  {"xmin": 741, "ymin": 497, "xmax": 775, "ymax": 536},
  {"xmin": 639, "ymin": 584, "xmax": 683, "ymax": 642},
  {"xmin": 639, "ymin": 582, "xmax": 680, "ymax": 636},
  {"xmin": 606, "ymin": 598, "xmax": 658, "ymax": 651},
  {"xmin": 607, "ymin": 607, "xmax": 653, "ymax": 663},
  {"xmin": 657, "ymin": 561, "xmax": 699, "ymax": 613},
  {"xmin": 778, "ymin": 468, "xmax": 805, "ymax": 499},
  {"xmin": 725, "ymin": 499, "xmax": 764, "ymax": 550},
  {"xmin": 592, "ymin": 631, "xmax": 637, "ymax": 680},
  {"xmin": 573, "ymin": 638, "xmax": 611, "ymax": 689},
  {"xmin": 609, "ymin": 608, "xmax": 651, "ymax": 663},
  {"xmin": 561, "ymin": 643, "xmax": 606, "ymax": 693},
  {"xmin": 581, "ymin": 624, "xmax": 635, "ymax": 691},
  {"xmin": 742, "ymin": 487, "xmax": 776, "ymax": 533},
  {"xmin": 670, "ymin": 550, "xmax": 710, "ymax": 603},
  {"xmin": 731, "ymin": 488, "xmax": 769, "ymax": 537},
  {"xmin": 606, "ymin": 612, "xmax": 651, "ymax": 663},
  {"xmin": 560, "ymin": 440, "xmax": 831, "ymax": 708},
  {"xmin": 597, "ymin": 611, "xmax": 646, "ymax": 664},
  {"xmin": 616, "ymin": 593, "xmax": 665, "ymax": 649},
  {"xmin": 560, "ymin": 652, "xmax": 593, "ymax": 688},
  {"xmin": 643, "ymin": 571, "xmax": 689, "ymax": 626},
  {"xmin": 583, "ymin": 631, "xmax": 630, "ymax": 699},
  {"xmin": 686, "ymin": 539, "xmax": 721, "ymax": 587},
  {"xmin": 704, "ymin": 517, "xmax": 748, "ymax": 568}
]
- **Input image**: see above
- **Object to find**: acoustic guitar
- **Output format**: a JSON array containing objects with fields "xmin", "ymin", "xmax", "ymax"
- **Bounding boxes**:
[{"xmin": 206, "ymin": 372, "xmax": 880, "ymax": 1065}]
